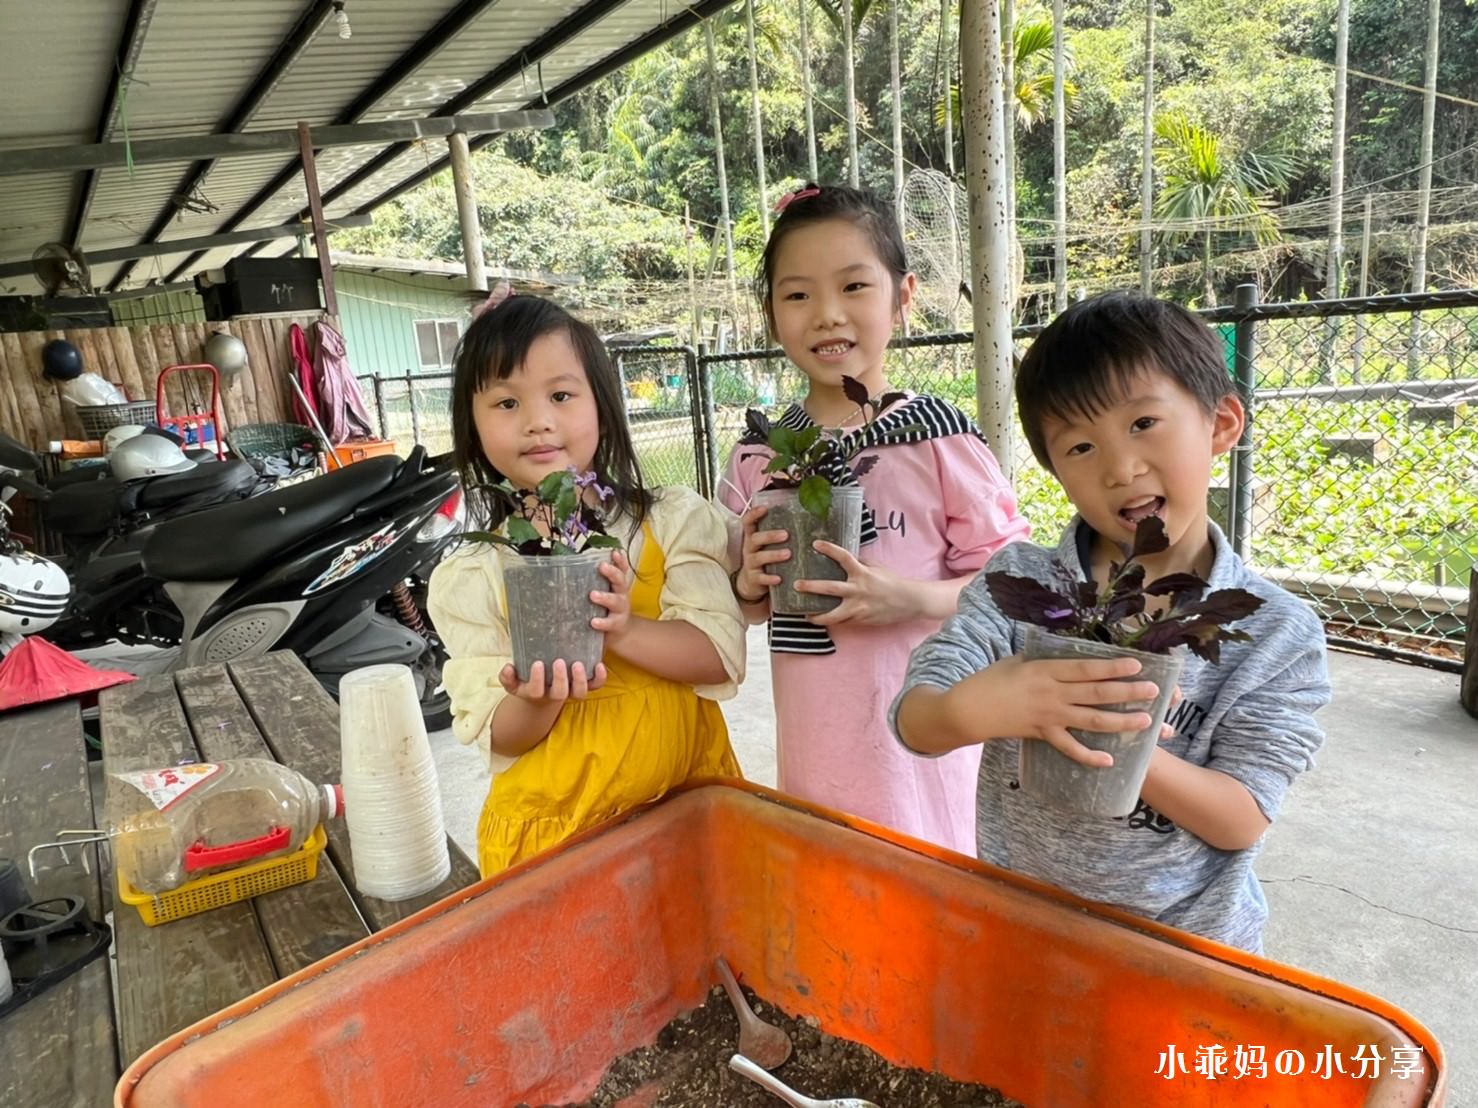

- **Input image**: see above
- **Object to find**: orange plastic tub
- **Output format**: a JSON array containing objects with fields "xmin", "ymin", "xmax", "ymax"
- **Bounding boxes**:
[{"xmin": 116, "ymin": 783, "xmax": 1446, "ymax": 1107}]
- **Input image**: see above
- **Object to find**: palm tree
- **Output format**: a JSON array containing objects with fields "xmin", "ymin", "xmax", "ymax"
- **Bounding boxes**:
[
  {"xmin": 799, "ymin": 0, "xmax": 819, "ymax": 181},
  {"xmin": 815, "ymin": 0, "xmax": 881, "ymax": 186},
  {"xmin": 1139, "ymin": 0, "xmax": 1155, "ymax": 293},
  {"xmin": 1153, "ymin": 113, "xmax": 1296, "ymax": 307},
  {"xmin": 940, "ymin": 9, "xmax": 1073, "ymax": 312},
  {"xmin": 937, "ymin": 15, "xmax": 1075, "ymax": 138}
]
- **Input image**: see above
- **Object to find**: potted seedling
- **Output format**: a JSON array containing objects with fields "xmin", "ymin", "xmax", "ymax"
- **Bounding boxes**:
[
  {"xmin": 740, "ymin": 376, "xmax": 913, "ymax": 616},
  {"xmin": 985, "ymin": 516, "xmax": 1264, "ymax": 818},
  {"xmin": 466, "ymin": 468, "xmax": 622, "ymax": 682}
]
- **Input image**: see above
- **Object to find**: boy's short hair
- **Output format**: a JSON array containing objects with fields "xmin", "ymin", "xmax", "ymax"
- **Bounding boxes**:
[{"xmin": 1015, "ymin": 291, "xmax": 1234, "ymax": 469}]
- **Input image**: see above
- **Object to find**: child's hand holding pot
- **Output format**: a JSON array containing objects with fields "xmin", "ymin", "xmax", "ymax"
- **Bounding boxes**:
[
  {"xmin": 591, "ymin": 551, "xmax": 634, "ymax": 641},
  {"xmin": 733, "ymin": 504, "xmax": 789, "ymax": 605},
  {"xmin": 499, "ymin": 658, "xmax": 608, "ymax": 702}
]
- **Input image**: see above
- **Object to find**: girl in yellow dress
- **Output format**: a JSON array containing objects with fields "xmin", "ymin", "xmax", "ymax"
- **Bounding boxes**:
[{"xmin": 428, "ymin": 296, "xmax": 744, "ymax": 877}]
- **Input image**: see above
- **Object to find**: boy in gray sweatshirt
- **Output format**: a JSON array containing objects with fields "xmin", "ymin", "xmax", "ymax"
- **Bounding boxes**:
[{"xmin": 891, "ymin": 292, "xmax": 1330, "ymax": 952}]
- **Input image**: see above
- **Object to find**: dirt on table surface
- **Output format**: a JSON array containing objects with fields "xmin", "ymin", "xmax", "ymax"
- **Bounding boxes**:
[{"xmin": 544, "ymin": 984, "xmax": 1022, "ymax": 1108}]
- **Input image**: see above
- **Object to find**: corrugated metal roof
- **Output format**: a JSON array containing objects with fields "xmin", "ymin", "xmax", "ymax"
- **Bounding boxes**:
[{"xmin": 0, "ymin": 0, "xmax": 740, "ymax": 298}]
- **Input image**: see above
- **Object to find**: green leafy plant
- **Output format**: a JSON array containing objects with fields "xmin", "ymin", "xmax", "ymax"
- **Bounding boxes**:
[
  {"xmin": 986, "ymin": 516, "xmax": 1265, "ymax": 663},
  {"xmin": 738, "ymin": 375, "xmax": 911, "ymax": 519},
  {"xmin": 465, "ymin": 468, "xmax": 623, "ymax": 556}
]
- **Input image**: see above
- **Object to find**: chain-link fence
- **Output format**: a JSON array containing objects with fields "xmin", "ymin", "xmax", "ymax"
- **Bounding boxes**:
[
  {"xmin": 358, "ymin": 287, "xmax": 1476, "ymax": 668},
  {"xmin": 359, "ymin": 371, "xmax": 455, "ymax": 458},
  {"xmin": 1203, "ymin": 288, "xmax": 1478, "ymax": 665},
  {"xmin": 356, "ymin": 345, "xmax": 718, "ymax": 497}
]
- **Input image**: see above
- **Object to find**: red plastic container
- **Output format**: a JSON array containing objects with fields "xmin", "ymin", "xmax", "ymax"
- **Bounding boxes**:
[{"xmin": 116, "ymin": 782, "xmax": 1446, "ymax": 1107}]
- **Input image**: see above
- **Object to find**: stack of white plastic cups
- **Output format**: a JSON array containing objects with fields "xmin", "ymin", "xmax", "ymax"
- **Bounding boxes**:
[{"xmin": 339, "ymin": 664, "xmax": 450, "ymax": 901}]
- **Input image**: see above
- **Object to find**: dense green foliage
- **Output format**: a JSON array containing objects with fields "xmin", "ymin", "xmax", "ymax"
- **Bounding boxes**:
[{"xmin": 339, "ymin": 0, "xmax": 1477, "ymax": 325}]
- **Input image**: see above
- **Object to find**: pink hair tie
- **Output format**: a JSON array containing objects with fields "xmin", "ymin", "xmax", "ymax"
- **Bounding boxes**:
[{"xmin": 775, "ymin": 187, "xmax": 821, "ymax": 214}]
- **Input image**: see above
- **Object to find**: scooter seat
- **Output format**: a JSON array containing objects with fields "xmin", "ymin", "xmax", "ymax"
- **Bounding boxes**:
[
  {"xmin": 41, "ymin": 476, "xmax": 126, "ymax": 536},
  {"xmin": 134, "ymin": 459, "xmax": 257, "ymax": 512},
  {"xmin": 144, "ymin": 455, "xmax": 401, "ymax": 581}
]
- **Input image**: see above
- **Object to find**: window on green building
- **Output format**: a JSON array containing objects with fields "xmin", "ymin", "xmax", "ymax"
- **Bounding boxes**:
[{"xmin": 414, "ymin": 319, "xmax": 462, "ymax": 369}]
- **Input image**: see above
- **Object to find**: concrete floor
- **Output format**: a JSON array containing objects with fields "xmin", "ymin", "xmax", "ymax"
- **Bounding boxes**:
[{"xmin": 428, "ymin": 627, "xmax": 1477, "ymax": 1102}]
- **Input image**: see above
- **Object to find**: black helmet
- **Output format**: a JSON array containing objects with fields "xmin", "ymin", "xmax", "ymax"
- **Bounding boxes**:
[{"xmin": 41, "ymin": 339, "xmax": 83, "ymax": 380}]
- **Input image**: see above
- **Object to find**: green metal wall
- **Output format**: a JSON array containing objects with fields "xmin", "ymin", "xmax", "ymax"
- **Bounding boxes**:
[
  {"xmin": 110, "ymin": 289, "xmax": 206, "ymax": 326},
  {"xmin": 335, "ymin": 271, "xmax": 467, "ymax": 378},
  {"xmin": 106, "ymin": 271, "xmax": 468, "ymax": 379}
]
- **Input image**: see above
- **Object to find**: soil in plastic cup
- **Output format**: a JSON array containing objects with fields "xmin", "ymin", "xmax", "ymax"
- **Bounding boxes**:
[
  {"xmin": 339, "ymin": 664, "xmax": 451, "ymax": 901},
  {"xmin": 753, "ymin": 485, "xmax": 863, "ymax": 616},
  {"xmin": 1018, "ymin": 625, "xmax": 1185, "ymax": 819},
  {"xmin": 499, "ymin": 547, "xmax": 611, "ymax": 682}
]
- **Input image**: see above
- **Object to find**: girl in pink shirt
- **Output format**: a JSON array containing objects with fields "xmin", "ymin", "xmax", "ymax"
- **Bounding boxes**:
[{"xmin": 722, "ymin": 184, "xmax": 1029, "ymax": 856}]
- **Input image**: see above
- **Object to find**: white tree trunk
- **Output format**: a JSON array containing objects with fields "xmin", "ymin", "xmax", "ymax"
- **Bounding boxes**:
[
  {"xmin": 1001, "ymin": 0, "xmax": 1017, "ymax": 307},
  {"xmin": 705, "ymin": 20, "xmax": 741, "ymax": 332},
  {"xmin": 962, "ymin": 0, "xmax": 1015, "ymax": 478},
  {"xmin": 1353, "ymin": 194, "xmax": 1373, "ymax": 382},
  {"xmin": 800, "ymin": 0, "xmax": 819, "ymax": 181},
  {"xmin": 1052, "ymin": 0, "xmax": 1068, "ymax": 312},
  {"xmin": 1326, "ymin": 0, "xmax": 1350, "ymax": 301},
  {"xmin": 890, "ymin": 0, "xmax": 905, "ymax": 222},
  {"xmin": 1407, "ymin": 0, "xmax": 1440, "ymax": 376},
  {"xmin": 843, "ymin": 2, "xmax": 860, "ymax": 186},
  {"xmin": 745, "ymin": 0, "xmax": 770, "ymax": 239},
  {"xmin": 1319, "ymin": 0, "xmax": 1350, "ymax": 384},
  {"xmin": 1139, "ymin": 0, "xmax": 1154, "ymax": 293},
  {"xmin": 941, "ymin": 0, "xmax": 955, "ymax": 176}
]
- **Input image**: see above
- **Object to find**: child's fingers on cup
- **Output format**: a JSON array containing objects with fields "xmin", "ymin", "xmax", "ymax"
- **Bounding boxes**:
[
  {"xmin": 1075, "ymin": 678, "xmax": 1161, "ymax": 704},
  {"xmin": 1160, "ymin": 722, "xmax": 1176, "ymax": 740},
  {"xmin": 1044, "ymin": 656, "xmax": 1144, "ymax": 683},
  {"xmin": 1043, "ymin": 728, "xmax": 1115, "ymax": 767},
  {"xmin": 597, "ymin": 560, "xmax": 625, "ymax": 586},
  {"xmin": 590, "ymin": 589, "xmax": 624, "ymax": 611},
  {"xmin": 811, "ymin": 540, "xmax": 862, "ymax": 573},
  {"xmin": 498, "ymin": 663, "xmax": 520, "ymax": 694},
  {"xmin": 546, "ymin": 659, "xmax": 570, "ymax": 700},
  {"xmin": 747, "ymin": 528, "xmax": 788, "ymax": 551},
  {"xmin": 523, "ymin": 660, "xmax": 547, "ymax": 698},
  {"xmin": 749, "ymin": 546, "xmax": 791, "ymax": 567},
  {"xmin": 1071, "ymin": 704, "xmax": 1153, "ymax": 734},
  {"xmin": 569, "ymin": 661, "xmax": 590, "ymax": 698},
  {"xmin": 793, "ymin": 577, "xmax": 850, "ymax": 596},
  {"xmin": 741, "ymin": 504, "xmax": 770, "ymax": 528}
]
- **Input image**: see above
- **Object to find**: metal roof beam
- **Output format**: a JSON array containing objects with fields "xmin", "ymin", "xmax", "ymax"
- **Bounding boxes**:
[
  {"xmin": 65, "ymin": 0, "xmax": 161, "ymax": 249},
  {"xmin": 172, "ymin": 0, "xmax": 741, "ymax": 285},
  {"xmin": 168, "ymin": 0, "xmax": 622, "ymax": 283},
  {"xmin": 2, "ymin": 112, "xmax": 555, "ymax": 177},
  {"xmin": 108, "ymin": 0, "xmax": 336, "ymax": 292},
  {"xmin": 156, "ymin": 0, "xmax": 511, "ymax": 285},
  {"xmin": 0, "ymin": 215, "xmax": 372, "ymax": 279},
  {"xmin": 268, "ymin": 0, "xmax": 635, "ymax": 226},
  {"xmin": 344, "ymin": 0, "xmax": 741, "ymax": 219}
]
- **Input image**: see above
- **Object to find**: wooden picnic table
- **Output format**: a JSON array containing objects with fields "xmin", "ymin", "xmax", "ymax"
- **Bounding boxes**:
[{"xmin": 0, "ymin": 650, "xmax": 479, "ymax": 1107}]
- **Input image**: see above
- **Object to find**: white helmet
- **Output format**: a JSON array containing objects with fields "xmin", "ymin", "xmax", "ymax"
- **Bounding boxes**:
[
  {"xmin": 110, "ymin": 434, "xmax": 197, "ymax": 481},
  {"xmin": 104, "ymin": 424, "xmax": 148, "ymax": 454},
  {"xmin": 0, "ymin": 551, "xmax": 70, "ymax": 634}
]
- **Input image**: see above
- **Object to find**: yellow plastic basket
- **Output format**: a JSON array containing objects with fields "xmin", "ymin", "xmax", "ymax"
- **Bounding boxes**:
[{"xmin": 117, "ymin": 824, "xmax": 328, "ymax": 927}]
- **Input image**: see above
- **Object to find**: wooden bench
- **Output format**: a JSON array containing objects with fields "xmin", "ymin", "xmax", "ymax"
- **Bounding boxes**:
[
  {"xmin": 1, "ymin": 650, "xmax": 480, "ymax": 1104},
  {"xmin": 0, "ymin": 699, "xmax": 118, "ymax": 1108}
]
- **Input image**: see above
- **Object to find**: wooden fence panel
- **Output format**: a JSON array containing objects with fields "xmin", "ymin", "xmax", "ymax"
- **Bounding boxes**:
[{"xmin": 0, "ymin": 313, "xmax": 330, "ymax": 447}]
